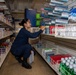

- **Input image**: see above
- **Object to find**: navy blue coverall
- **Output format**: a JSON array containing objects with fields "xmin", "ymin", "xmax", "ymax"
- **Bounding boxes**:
[{"xmin": 10, "ymin": 27, "xmax": 43, "ymax": 59}]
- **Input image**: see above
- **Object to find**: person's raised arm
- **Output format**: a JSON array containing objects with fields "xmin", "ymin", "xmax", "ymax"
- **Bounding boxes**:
[{"xmin": 25, "ymin": 26, "xmax": 45, "ymax": 38}]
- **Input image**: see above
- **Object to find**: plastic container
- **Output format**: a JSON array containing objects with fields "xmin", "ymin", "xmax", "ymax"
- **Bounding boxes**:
[{"xmin": 28, "ymin": 51, "xmax": 34, "ymax": 64}]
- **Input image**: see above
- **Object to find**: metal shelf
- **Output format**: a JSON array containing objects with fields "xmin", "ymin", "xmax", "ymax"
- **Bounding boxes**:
[
  {"xmin": 55, "ymin": 36, "xmax": 76, "ymax": 40},
  {"xmin": 34, "ymin": 46, "xmax": 61, "ymax": 75},
  {"xmin": 0, "ymin": 32, "xmax": 13, "ymax": 40},
  {"xmin": 42, "ymin": 34, "xmax": 76, "ymax": 40},
  {"xmin": 42, "ymin": 33, "xmax": 55, "ymax": 36},
  {"xmin": 0, "ymin": 20, "xmax": 13, "ymax": 29},
  {"xmin": 0, "ymin": 46, "xmax": 10, "ymax": 67}
]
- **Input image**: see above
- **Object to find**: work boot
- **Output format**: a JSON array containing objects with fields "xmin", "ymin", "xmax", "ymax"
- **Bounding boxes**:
[
  {"xmin": 15, "ymin": 56, "xmax": 23, "ymax": 63},
  {"xmin": 22, "ymin": 58, "xmax": 32, "ymax": 69}
]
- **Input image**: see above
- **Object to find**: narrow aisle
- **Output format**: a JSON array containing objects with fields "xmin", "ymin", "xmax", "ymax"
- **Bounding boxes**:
[{"xmin": 0, "ymin": 52, "xmax": 56, "ymax": 75}]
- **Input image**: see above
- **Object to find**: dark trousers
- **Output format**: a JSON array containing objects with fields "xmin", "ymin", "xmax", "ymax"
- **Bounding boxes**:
[{"xmin": 11, "ymin": 44, "xmax": 32, "ymax": 59}]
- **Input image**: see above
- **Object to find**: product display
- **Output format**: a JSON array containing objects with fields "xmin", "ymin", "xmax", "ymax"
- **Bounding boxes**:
[
  {"xmin": 42, "ymin": 48, "xmax": 54, "ymax": 59},
  {"xmin": 0, "ymin": 7, "xmax": 13, "ymax": 67},
  {"xmin": 0, "ymin": 39, "xmax": 11, "ymax": 67},
  {"xmin": 59, "ymin": 56, "xmax": 76, "ymax": 75},
  {"xmin": 36, "ymin": 13, "xmax": 42, "ymax": 27},
  {"xmin": 55, "ymin": 25, "xmax": 76, "ymax": 37},
  {"xmin": 1, "ymin": 0, "xmax": 76, "ymax": 75},
  {"xmin": 0, "ymin": 28, "xmax": 13, "ymax": 39},
  {"xmin": 50, "ymin": 54, "xmax": 71, "ymax": 64}
]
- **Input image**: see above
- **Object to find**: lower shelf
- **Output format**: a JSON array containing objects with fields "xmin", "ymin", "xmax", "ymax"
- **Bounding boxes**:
[
  {"xmin": 34, "ymin": 46, "xmax": 61, "ymax": 75},
  {"xmin": 0, "ymin": 46, "xmax": 10, "ymax": 67}
]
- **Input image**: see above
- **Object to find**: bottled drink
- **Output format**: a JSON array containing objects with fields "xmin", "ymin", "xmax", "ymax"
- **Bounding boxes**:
[
  {"xmin": 61, "ymin": 58, "xmax": 64, "ymax": 61},
  {"xmin": 65, "ymin": 62, "xmax": 69, "ymax": 75},
  {"xmin": 75, "ymin": 59, "xmax": 76, "ymax": 61},
  {"xmin": 65, "ymin": 57, "xmax": 68, "ymax": 61},
  {"xmin": 72, "ymin": 56, "xmax": 76, "ymax": 60},
  {"xmin": 59, "ymin": 60, "xmax": 66, "ymax": 75},
  {"xmin": 71, "ymin": 59, "xmax": 75, "ymax": 63},
  {"xmin": 69, "ymin": 65, "xmax": 73, "ymax": 74},
  {"xmin": 67, "ymin": 59, "xmax": 70, "ymax": 63},
  {"xmin": 73, "ymin": 64, "xmax": 76, "ymax": 68},
  {"xmin": 74, "ymin": 59, "xmax": 76, "ymax": 64},
  {"xmin": 70, "ymin": 62, "xmax": 74, "ymax": 65},
  {"xmin": 47, "ymin": 56, "xmax": 50, "ymax": 62},
  {"xmin": 68, "ymin": 57, "xmax": 72, "ymax": 60},
  {"xmin": 73, "ymin": 68, "xmax": 76, "ymax": 75}
]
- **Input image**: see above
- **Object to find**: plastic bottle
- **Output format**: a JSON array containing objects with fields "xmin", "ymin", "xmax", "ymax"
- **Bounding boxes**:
[
  {"xmin": 68, "ymin": 57, "xmax": 72, "ymax": 60},
  {"xmin": 65, "ymin": 57, "xmax": 68, "ymax": 61},
  {"xmin": 62, "ymin": 60, "xmax": 66, "ymax": 67},
  {"xmin": 73, "ymin": 68, "xmax": 76, "ymax": 75},
  {"xmin": 65, "ymin": 62, "xmax": 69, "ymax": 73},
  {"xmin": 70, "ymin": 62, "xmax": 74, "ymax": 65},
  {"xmin": 71, "ymin": 59, "xmax": 75, "ymax": 63},
  {"xmin": 28, "ymin": 51, "xmax": 34, "ymax": 64},
  {"xmin": 73, "ymin": 64, "xmax": 76, "ymax": 68},
  {"xmin": 67, "ymin": 59, "xmax": 70, "ymax": 63},
  {"xmin": 61, "ymin": 58, "xmax": 64, "ymax": 61},
  {"xmin": 47, "ymin": 56, "xmax": 50, "ymax": 62},
  {"xmin": 66, "ymin": 62, "xmax": 69, "ymax": 67},
  {"xmin": 74, "ymin": 59, "xmax": 76, "ymax": 64},
  {"xmin": 72, "ymin": 56, "xmax": 76, "ymax": 60},
  {"xmin": 59, "ymin": 60, "xmax": 66, "ymax": 75},
  {"xmin": 69, "ymin": 65, "xmax": 73, "ymax": 74}
]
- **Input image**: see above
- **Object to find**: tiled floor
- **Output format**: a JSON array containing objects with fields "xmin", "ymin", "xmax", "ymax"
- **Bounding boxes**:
[{"xmin": 0, "ymin": 52, "xmax": 56, "ymax": 75}]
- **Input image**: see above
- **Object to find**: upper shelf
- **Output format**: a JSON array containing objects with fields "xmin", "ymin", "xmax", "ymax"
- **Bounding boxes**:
[
  {"xmin": 0, "ymin": 15, "xmax": 14, "ymax": 29},
  {"xmin": 0, "ymin": 31, "xmax": 13, "ymax": 40},
  {"xmin": 0, "ymin": 20, "xmax": 13, "ymax": 29},
  {"xmin": 42, "ymin": 34, "xmax": 76, "ymax": 40},
  {"xmin": 55, "ymin": 35, "xmax": 76, "ymax": 40}
]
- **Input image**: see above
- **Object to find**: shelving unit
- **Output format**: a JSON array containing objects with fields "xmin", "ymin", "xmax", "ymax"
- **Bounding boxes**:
[
  {"xmin": 34, "ymin": 46, "xmax": 60, "ymax": 75},
  {"xmin": 0, "ymin": 32, "xmax": 13, "ymax": 40},
  {"xmin": 42, "ymin": 33, "xmax": 55, "ymax": 37},
  {"xmin": 0, "ymin": 45, "xmax": 11, "ymax": 67},
  {"xmin": 37, "ymin": 1, "xmax": 76, "ymax": 74},
  {"xmin": 0, "ymin": 0, "xmax": 14, "ymax": 67},
  {"xmin": 40, "ymin": 0, "xmax": 76, "ymax": 40},
  {"xmin": 55, "ymin": 36, "xmax": 76, "ymax": 40},
  {"xmin": 33, "ymin": 38, "xmax": 76, "ymax": 75},
  {"xmin": 0, "ymin": 15, "xmax": 13, "ymax": 29}
]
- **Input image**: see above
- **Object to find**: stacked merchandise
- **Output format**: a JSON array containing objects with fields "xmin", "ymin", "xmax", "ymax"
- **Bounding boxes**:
[
  {"xmin": 55, "ymin": 25, "xmax": 76, "ymax": 37},
  {"xmin": 0, "ymin": 13, "xmax": 11, "ymax": 26},
  {"xmin": 0, "ymin": 39, "xmax": 10, "ymax": 63},
  {"xmin": 50, "ymin": 54, "xmax": 71, "ymax": 64},
  {"xmin": 59, "ymin": 56, "xmax": 76, "ymax": 75},
  {"xmin": 0, "ymin": 10, "xmax": 12, "ymax": 27},
  {"xmin": 41, "ymin": 0, "xmax": 69, "ymax": 35},
  {"xmin": 4, "ymin": 10, "xmax": 12, "ymax": 23},
  {"xmin": 36, "ymin": 13, "xmax": 42, "ymax": 27},
  {"xmin": 0, "ymin": 28, "xmax": 5, "ymax": 39},
  {"xmin": 30, "ymin": 27, "xmax": 40, "ymax": 33},
  {"xmin": 42, "ymin": 48, "xmax": 55, "ymax": 62},
  {"xmin": 0, "ymin": 28, "xmax": 12, "ymax": 39}
]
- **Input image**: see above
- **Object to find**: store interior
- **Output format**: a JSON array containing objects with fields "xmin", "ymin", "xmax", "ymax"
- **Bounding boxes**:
[{"xmin": 0, "ymin": 0, "xmax": 76, "ymax": 75}]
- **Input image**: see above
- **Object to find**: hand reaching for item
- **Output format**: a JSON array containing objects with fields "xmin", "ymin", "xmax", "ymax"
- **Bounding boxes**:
[{"xmin": 40, "ymin": 26, "xmax": 45, "ymax": 31}]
